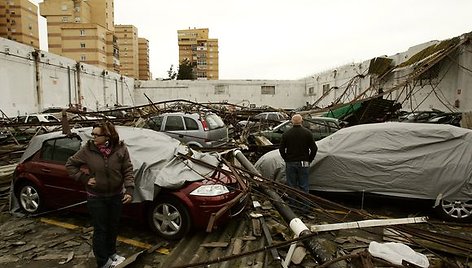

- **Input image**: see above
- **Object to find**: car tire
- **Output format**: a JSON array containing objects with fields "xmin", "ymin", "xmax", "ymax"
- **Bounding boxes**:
[
  {"xmin": 16, "ymin": 182, "xmax": 43, "ymax": 214},
  {"xmin": 148, "ymin": 195, "xmax": 191, "ymax": 240},
  {"xmin": 435, "ymin": 199, "xmax": 472, "ymax": 222}
]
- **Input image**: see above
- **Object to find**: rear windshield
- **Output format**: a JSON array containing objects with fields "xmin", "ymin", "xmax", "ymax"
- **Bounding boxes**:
[{"xmin": 205, "ymin": 114, "xmax": 225, "ymax": 130}]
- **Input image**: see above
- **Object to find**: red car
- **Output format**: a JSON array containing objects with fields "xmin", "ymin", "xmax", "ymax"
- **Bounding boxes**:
[{"xmin": 12, "ymin": 126, "xmax": 247, "ymax": 239}]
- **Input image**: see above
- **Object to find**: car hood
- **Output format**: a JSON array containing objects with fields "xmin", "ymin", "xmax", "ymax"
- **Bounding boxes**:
[
  {"xmin": 18, "ymin": 126, "xmax": 228, "ymax": 202},
  {"xmin": 256, "ymin": 122, "xmax": 472, "ymax": 202}
]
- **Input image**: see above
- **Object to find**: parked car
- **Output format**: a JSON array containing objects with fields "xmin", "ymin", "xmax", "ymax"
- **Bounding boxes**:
[
  {"xmin": 12, "ymin": 114, "xmax": 61, "ymax": 134},
  {"xmin": 255, "ymin": 122, "xmax": 472, "ymax": 222},
  {"xmin": 427, "ymin": 112, "xmax": 462, "ymax": 127},
  {"xmin": 238, "ymin": 111, "xmax": 289, "ymax": 129},
  {"xmin": 255, "ymin": 116, "xmax": 342, "ymax": 144},
  {"xmin": 398, "ymin": 111, "xmax": 444, "ymax": 122},
  {"xmin": 11, "ymin": 126, "xmax": 247, "ymax": 239},
  {"xmin": 145, "ymin": 112, "xmax": 229, "ymax": 148}
]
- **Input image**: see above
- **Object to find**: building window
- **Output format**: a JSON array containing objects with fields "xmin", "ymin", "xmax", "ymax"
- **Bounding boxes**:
[
  {"xmin": 80, "ymin": 43, "xmax": 85, "ymax": 48},
  {"xmin": 80, "ymin": 29, "xmax": 85, "ymax": 36},
  {"xmin": 75, "ymin": 17, "xmax": 81, "ymax": 22},
  {"xmin": 62, "ymin": 4, "xmax": 67, "ymax": 11},
  {"xmin": 308, "ymin": 87, "xmax": 315, "ymax": 96},
  {"xmin": 322, "ymin": 84, "xmax": 330, "ymax": 95},
  {"xmin": 261, "ymin": 86, "xmax": 275, "ymax": 95},
  {"xmin": 80, "ymin": 55, "xmax": 86, "ymax": 61},
  {"xmin": 62, "ymin": 17, "xmax": 68, "ymax": 22},
  {"xmin": 28, "ymin": 24, "xmax": 32, "ymax": 30},
  {"xmin": 214, "ymin": 85, "xmax": 227, "ymax": 95}
]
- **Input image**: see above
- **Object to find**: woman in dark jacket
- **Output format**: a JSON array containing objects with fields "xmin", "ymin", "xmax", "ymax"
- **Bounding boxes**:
[{"xmin": 66, "ymin": 121, "xmax": 134, "ymax": 268}]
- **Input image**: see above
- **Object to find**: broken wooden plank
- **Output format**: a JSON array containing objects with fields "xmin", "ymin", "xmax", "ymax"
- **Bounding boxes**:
[{"xmin": 200, "ymin": 242, "xmax": 229, "ymax": 248}]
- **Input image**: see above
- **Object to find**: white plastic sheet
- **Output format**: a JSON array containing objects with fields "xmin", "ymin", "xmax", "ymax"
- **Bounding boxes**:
[{"xmin": 368, "ymin": 241, "xmax": 429, "ymax": 267}]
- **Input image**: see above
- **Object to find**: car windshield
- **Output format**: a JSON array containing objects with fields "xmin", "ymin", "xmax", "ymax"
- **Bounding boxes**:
[
  {"xmin": 205, "ymin": 114, "xmax": 225, "ymax": 130},
  {"xmin": 45, "ymin": 115, "xmax": 60, "ymax": 122}
]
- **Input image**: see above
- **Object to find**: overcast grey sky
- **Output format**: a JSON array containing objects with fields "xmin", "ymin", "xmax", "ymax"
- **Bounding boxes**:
[{"xmin": 33, "ymin": 0, "xmax": 472, "ymax": 80}]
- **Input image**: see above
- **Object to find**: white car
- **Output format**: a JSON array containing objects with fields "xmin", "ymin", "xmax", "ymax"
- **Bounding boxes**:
[
  {"xmin": 255, "ymin": 122, "xmax": 472, "ymax": 222},
  {"xmin": 12, "ymin": 114, "xmax": 61, "ymax": 133}
]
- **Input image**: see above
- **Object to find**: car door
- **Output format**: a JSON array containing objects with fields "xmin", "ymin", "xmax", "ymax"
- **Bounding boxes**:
[
  {"xmin": 265, "ymin": 121, "xmax": 291, "ymax": 143},
  {"xmin": 304, "ymin": 119, "xmax": 329, "ymax": 140},
  {"xmin": 183, "ymin": 115, "xmax": 204, "ymax": 147},
  {"xmin": 32, "ymin": 136, "xmax": 85, "ymax": 208},
  {"xmin": 163, "ymin": 115, "xmax": 187, "ymax": 143}
]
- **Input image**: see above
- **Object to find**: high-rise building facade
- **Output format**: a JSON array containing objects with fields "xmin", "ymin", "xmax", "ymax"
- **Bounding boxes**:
[
  {"xmin": 0, "ymin": 0, "xmax": 39, "ymax": 49},
  {"xmin": 177, "ymin": 28, "xmax": 219, "ymax": 80},
  {"xmin": 39, "ymin": 0, "xmax": 119, "ymax": 71},
  {"xmin": 114, "ymin": 25, "xmax": 138, "ymax": 79},
  {"xmin": 138, "ymin": 37, "xmax": 150, "ymax": 80}
]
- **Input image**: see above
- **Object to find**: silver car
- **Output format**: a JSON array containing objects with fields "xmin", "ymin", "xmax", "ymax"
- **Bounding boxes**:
[{"xmin": 146, "ymin": 112, "xmax": 229, "ymax": 148}]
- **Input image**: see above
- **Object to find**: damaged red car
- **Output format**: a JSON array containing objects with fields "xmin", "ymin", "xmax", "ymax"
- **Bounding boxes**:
[{"xmin": 12, "ymin": 126, "xmax": 248, "ymax": 239}]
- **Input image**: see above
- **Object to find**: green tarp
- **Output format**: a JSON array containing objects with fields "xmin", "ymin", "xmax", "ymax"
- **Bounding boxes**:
[{"xmin": 323, "ymin": 103, "xmax": 362, "ymax": 119}]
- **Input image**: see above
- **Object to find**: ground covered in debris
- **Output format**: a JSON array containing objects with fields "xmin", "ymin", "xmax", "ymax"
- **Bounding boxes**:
[
  {"xmin": 0, "ymin": 189, "xmax": 471, "ymax": 268},
  {"xmin": 1, "ymin": 101, "xmax": 472, "ymax": 267}
]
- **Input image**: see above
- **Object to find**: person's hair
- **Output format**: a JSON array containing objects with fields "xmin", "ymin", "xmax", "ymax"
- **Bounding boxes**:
[
  {"xmin": 93, "ymin": 121, "xmax": 119, "ymax": 146},
  {"xmin": 291, "ymin": 114, "xmax": 303, "ymax": 125}
]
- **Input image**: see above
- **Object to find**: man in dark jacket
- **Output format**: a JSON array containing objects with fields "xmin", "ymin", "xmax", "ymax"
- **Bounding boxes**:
[{"xmin": 279, "ymin": 114, "xmax": 317, "ymax": 193}]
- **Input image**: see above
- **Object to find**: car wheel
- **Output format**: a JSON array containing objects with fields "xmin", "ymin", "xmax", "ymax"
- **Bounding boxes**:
[
  {"xmin": 17, "ymin": 182, "xmax": 43, "ymax": 214},
  {"xmin": 436, "ymin": 199, "xmax": 472, "ymax": 222},
  {"xmin": 148, "ymin": 195, "xmax": 191, "ymax": 240}
]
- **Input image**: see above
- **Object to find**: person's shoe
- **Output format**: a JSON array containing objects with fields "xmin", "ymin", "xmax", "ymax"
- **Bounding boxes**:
[
  {"xmin": 111, "ymin": 254, "xmax": 126, "ymax": 267},
  {"xmin": 101, "ymin": 258, "xmax": 114, "ymax": 268}
]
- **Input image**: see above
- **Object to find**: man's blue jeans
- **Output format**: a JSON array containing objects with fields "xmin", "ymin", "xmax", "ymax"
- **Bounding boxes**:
[
  {"xmin": 285, "ymin": 161, "xmax": 309, "ymax": 193},
  {"xmin": 87, "ymin": 194, "xmax": 122, "ymax": 267}
]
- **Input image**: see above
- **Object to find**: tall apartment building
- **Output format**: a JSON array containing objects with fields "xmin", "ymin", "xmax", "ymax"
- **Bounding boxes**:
[
  {"xmin": 39, "ymin": 0, "xmax": 119, "ymax": 72},
  {"xmin": 114, "ymin": 25, "xmax": 138, "ymax": 79},
  {"xmin": 177, "ymin": 28, "xmax": 219, "ymax": 80},
  {"xmin": 0, "ymin": 0, "xmax": 39, "ymax": 49},
  {"xmin": 138, "ymin": 37, "xmax": 150, "ymax": 80}
]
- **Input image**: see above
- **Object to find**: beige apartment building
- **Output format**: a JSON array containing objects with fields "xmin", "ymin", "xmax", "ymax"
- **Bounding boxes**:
[
  {"xmin": 138, "ymin": 37, "xmax": 150, "ymax": 80},
  {"xmin": 0, "ymin": 0, "xmax": 39, "ymax": 49},
  {"xmin": 114, "ymin": 24, "xmax": 138, "ymax": 79},
  {"xmin": 39, "ymin": 0, "xmax": 119, "ymax": 71},
  {"xmin": 177, "ymin": 28, "xmax": 219, "ymax": 80}
]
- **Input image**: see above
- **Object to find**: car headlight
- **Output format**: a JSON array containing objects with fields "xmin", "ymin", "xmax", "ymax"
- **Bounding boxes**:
[{"xmin": 189, "ymin": 185, "xmax": 229, "ymax": 196}]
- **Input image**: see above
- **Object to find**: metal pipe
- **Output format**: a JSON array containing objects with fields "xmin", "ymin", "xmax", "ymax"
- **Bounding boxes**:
[
  {"xmin": 233, "ymin": 150, "xmax": 344, "ymax": 267},
  {"xmin": 67, "ymin": 66, "xmax": 71, "ymax": 106},
  {"xmin": 76, "ymin": 63, "xmax": 82, "ymax": 107}
]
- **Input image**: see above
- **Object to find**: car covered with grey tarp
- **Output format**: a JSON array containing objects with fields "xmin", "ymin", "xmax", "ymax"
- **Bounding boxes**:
[{"xmin": 255, "ymin": 122, "xmax": 472, "ymax": 222}]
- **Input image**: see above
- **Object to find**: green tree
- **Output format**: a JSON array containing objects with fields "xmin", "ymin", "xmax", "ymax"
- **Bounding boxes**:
[
  {"xmin": 166, "ymin": 64, "xmax": 177, "ymax": 80},
  {"xmin": 177, "ymin": 59, "xmax": 196, "ymax": 80}
]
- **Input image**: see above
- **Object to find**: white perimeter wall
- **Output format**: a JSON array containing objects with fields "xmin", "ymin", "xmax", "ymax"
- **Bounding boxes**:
[
  {"xmin": 134, "ymin": 79, "xmax": 307, "ymax": 109},
  {"xmin": 1, "ymin": 34, "xmax": 471, "ymax": 117},
  {"xmin": 0, "ymin": 38, "xmax": 135, "ymax": 117}
]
